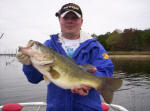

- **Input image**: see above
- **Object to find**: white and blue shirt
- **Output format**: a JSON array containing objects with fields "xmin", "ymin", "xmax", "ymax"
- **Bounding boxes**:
[
  {"xmin": 58, "ymin": 31, "xmax": 93, "ymax": 57},
  {"xmin": 59, "ymin": 36, "xmax": 80, "ymax": 57}
]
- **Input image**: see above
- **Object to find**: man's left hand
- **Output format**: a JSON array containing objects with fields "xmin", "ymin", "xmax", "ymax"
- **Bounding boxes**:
[
  {"xmin": 71, "ymin": 85, "xmax": 91, "ymax": 96},
  {"xmin": 71, "ymin": 66, "xmax": 97, "ymax": 96}
]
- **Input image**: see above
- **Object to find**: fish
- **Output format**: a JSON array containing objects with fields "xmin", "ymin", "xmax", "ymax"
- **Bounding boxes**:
[{"xmin": 16, "ymin": 40, "xmax": 123, "ymax": 104}]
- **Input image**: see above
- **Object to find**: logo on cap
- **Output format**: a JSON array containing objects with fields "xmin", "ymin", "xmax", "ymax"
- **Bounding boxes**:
[
  {"xmin": 55, "ymin": 3, "xmax": 82, "ymax": 18},
  {"xmin": 63, "ymin": 5, "xmax": 80, "ymax": 10}
]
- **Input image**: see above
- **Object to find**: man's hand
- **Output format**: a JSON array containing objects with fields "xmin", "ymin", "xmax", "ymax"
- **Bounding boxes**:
[
  {"xmin": 71, "ymin": 85, "xmax": 91, "ymax": 96},
  {"xmin": 71, "ymin": 66, "xmax": 97, "ymax": 96},
  {"xmin": 16, "ymin": 52, "xmax": 31, "ymax": 65}
]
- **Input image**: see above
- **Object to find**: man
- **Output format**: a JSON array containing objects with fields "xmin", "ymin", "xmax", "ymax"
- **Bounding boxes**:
[{"xmin": 17, "ymin": 3, "xmax": 114, "ymax": 111}]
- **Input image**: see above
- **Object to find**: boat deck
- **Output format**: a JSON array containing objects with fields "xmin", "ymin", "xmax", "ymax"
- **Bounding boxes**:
[{"xmin": 21, "ymin": 105, "xmax": 46, "ymax": 111}]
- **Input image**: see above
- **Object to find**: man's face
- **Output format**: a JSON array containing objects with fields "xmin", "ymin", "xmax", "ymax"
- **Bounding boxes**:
[{"xmin": 59, "ymin": 11, "xmax": 83, "ymax": 36}]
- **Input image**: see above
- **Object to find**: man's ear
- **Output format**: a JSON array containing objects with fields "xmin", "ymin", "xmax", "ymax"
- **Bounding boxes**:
[
  {"xmin": 81, "ymin": 18, "xmax": 83, "ymax": 25},
  {"xmin": 58, "ymin": 17, "xmax": 60, "ymax": 21}
]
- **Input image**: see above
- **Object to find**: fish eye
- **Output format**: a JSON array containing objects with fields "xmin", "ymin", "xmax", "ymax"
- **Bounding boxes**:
[
  {"xmin": 34, "ymin": 41, "xmax": 40, "ymax": 45},
  {"xmin": 33, "ymin": 41, "xmax": 43, "ymax": 49},
  {"xmin": 18, "ymin": 47, "xmax": 21, "ymax": 52}
]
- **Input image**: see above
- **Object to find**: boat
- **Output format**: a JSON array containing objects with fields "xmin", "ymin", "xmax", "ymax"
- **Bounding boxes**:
[{"xmin": 0, "ymin": 102, "xmax": 128, "ymax": 111}]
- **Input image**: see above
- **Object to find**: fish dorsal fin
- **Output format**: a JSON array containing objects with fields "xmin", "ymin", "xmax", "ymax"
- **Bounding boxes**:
[
  {"xmin": 78, "ymin": 64, "xmax": 97, "ymax": 73},
  {"xmin": 65, "ymin": 56, "xmax": 76, "ymax": 63}
]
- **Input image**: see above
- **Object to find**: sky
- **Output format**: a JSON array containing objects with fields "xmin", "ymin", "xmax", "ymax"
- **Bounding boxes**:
[{"xmin": 0, "ymin": 0, "xmax": 150, "ymax": 53}]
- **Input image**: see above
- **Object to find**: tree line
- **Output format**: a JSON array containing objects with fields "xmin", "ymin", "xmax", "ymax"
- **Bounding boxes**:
[{"xmin": 92, "ymin": 28, "xmax": 150, "ymax": 51}]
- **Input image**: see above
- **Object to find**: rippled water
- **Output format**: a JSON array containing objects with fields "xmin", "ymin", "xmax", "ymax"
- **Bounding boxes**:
[
  {"xmin": 0, "ymin": 55, "xmax": 150, "ymax": 111},
  {"xmin": 0, "ymin": 56, "xmax": 46, "ymax": 105},
  {"xmin": 111, "ymin": 55, "xmax": 150, "ymax": 111}
]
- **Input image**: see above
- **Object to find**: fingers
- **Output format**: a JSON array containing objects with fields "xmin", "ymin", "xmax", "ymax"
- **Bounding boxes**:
[
  {"xmin": 72, "ymin": 87, "xmax": 87, "ymax": 96},
  {"xmin": 81, "ymin": 85, "xmax": 91, "ymax": 91},
  {"xmin": 89, "ymin": 67, "xmax": 97, "ymax": 73},
  {"xmin": 71, "ymin": 86, "xmax": 78, "ymax": 93},
  {"xmin": 80, "ymin": 85, "xmax": 91, "ymax": 96},
  {"xmin": 71, "ymin": 85, "xmax": 91, "ymax": 96},
  {"xmin": 78, "ymin": 89, "xmax": 88, "ymax": 96},
  {"xmin": 16, "ymin": 52, "xmax": 31, "ymax": 65},
  {"xmin": 16, "ymin": 52, "xmax": 23, "ymax": 58}
]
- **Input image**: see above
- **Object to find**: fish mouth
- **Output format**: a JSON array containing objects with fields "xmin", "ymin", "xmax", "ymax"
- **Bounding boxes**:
[
  {"xmin": 18, "ymin": 40, "xmax": 35, "ymax": 52},
  {"xmin": 18, "ymin": 46, "xmax": 31, "ymax": 52}
]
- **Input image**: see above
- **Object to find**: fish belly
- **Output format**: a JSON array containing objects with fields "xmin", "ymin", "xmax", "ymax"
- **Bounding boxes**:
[{"xmin": 51, "ymin": 77, "xmax": 81, "ymax": 89}]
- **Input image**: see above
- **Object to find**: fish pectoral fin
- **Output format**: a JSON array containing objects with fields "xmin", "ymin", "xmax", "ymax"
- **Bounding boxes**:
[
  {"xmin": 43, "ymin": 75, "xmax": 51, "ymax": 83},
  {"xmin": 97, "ymin": 77, "xmax": 123, "ymax": 104},
  {"xmin": 36, "ymin": 60, "xmax": 54, "ymax": 66},
  {"xmin": 49, "ymin": 68, "xmax": 60, "ymax": 79}
]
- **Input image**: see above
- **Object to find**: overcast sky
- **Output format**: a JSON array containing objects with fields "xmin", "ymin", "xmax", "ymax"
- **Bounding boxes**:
[{"xmin": 0, "ymin": 0, "xmax": 150, "ymax": 53}]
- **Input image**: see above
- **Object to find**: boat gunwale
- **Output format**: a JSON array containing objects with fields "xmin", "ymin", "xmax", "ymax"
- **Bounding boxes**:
[{"xmin": 0, "ymin": 102, "xmax": 128, "ymax": 111}]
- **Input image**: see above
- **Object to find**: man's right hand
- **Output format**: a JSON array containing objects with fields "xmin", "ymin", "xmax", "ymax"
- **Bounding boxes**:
[{"xmin": 16, "ymin": 52, "xmax": 31, "ymax": 65}]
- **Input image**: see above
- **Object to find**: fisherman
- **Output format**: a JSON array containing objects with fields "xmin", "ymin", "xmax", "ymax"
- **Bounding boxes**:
[{"xmin": 17, "ymin": 3, "xmax": 114, "ymax": 111}]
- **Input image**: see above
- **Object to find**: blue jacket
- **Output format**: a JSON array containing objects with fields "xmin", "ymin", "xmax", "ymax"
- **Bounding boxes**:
[{"xmin": 22, "ymin": 34, "xmax": 114, "ymax": 111}]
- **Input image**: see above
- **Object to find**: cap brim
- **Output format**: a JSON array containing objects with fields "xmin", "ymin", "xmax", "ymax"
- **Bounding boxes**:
[{"xmin": 61, "ymin": 10, "xmax": 81, "ymax": 18}]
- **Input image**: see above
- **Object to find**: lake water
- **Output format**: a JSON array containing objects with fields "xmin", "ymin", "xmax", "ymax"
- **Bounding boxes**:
[{"xmin": 0, "ymin": 55, "xmax": 150, "ymax": 111}]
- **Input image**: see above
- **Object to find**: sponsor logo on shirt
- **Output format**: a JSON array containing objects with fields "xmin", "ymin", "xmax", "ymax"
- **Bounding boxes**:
[{"xmin": 102, "ymin": 53, "xmax": 109, "ymax": 59}]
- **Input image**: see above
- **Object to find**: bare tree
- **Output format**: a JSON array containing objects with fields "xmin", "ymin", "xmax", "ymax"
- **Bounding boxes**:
[{"xmin": 0, "ymin": 33, "xmax": 4, "ymax": 39}]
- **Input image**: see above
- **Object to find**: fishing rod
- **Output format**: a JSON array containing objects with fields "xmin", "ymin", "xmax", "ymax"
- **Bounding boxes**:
[{"xmin": 0, "ymin": 33, "xmax": 4, "ymax": 39}]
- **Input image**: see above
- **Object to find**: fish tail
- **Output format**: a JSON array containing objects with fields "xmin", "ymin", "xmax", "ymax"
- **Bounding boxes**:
[{"xmin": 96, "ymin": 77, "xmax": 123, "ymax": 104}]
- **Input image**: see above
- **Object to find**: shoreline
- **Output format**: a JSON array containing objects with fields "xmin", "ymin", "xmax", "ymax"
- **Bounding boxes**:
[
  {"xmin": 0, "ymin": 51, "xmax": 150, "ymax": 56},
  {"xmin": 110, "ymin": 55, "xmax": 150, "ymax": 60},
  {"xmin": 108, "ymin": 51, "xmax": 150, "ymax": 55}
]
